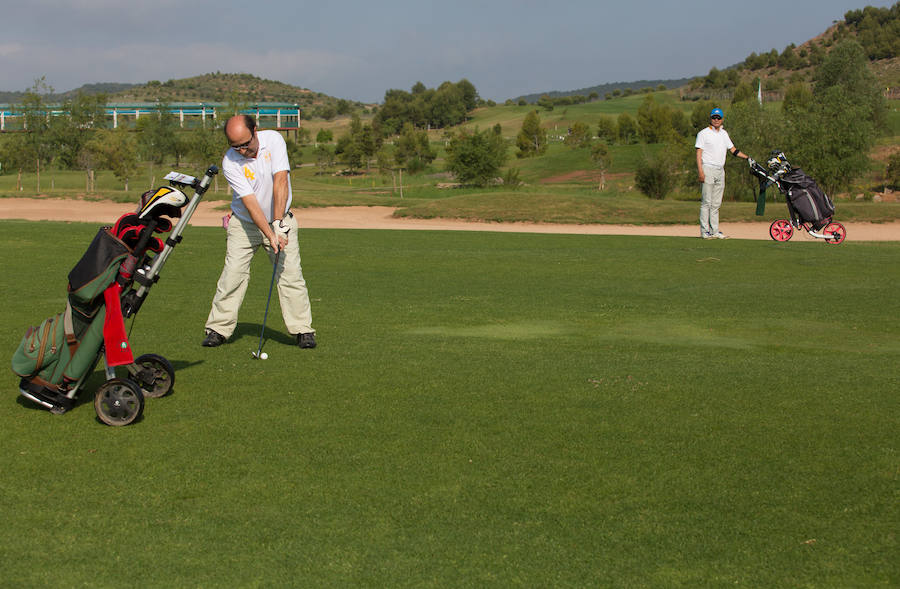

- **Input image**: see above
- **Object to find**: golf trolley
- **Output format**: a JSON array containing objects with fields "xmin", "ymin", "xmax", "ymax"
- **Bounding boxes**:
[
  {"xmin": 749, "ymin": 151, "xmax": 846, "ymax": 244},
  {"xmin": 12, "ymin": 166, "xmax": 218, "ymax": 425}
]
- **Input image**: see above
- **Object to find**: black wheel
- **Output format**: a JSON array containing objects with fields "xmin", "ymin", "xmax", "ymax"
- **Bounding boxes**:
[
  {"xmin": 132, "ymin": 353, "xmax": 175, "ymax": 398},
  {"xmin": 94, "ymin": 378, "xmax": 144, "ymax": 426}
]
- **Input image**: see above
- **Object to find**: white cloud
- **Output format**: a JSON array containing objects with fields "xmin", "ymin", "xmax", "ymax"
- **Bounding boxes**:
[{"xmin": 0, "ymin": 43, "xmax": 25, "ymax": 57}]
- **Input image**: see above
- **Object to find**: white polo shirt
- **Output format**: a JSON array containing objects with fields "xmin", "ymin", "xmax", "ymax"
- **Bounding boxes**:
[
  {"xmin": 222, "ymin": 129, "xmax": 292, "ymax": 223},
  {"xmin": 695, "ymin": 126, "xmax": 734, "ymax": 168}
]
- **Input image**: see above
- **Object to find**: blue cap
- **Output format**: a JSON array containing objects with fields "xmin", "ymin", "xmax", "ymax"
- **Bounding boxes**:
[{"xmin": 710, "ymin": 108, "xmax": 724, "ymax": 118}]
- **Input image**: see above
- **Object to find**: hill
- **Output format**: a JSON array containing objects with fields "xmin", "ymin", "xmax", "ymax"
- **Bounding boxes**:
[
  {"xmin": 513, "ymin": 78, "xmax": 693, "ymax": 104},
  {"xmin": 0, "ymin": 73, "xmax": 369, "ymax": 119},
  {"xmin": 683, "ymin": 3, "xmax": 900, "ymax": 100},
  {"xmin": 522, "ymin": 3, "xmax": 899, "ymax": 104},
  {"xmin": 0, "ymin": 82, "xmax": 138, "ymax": 104},
  {"xmin": 109, "ymin": 72, "xmax": 321, "ymax": 104}
]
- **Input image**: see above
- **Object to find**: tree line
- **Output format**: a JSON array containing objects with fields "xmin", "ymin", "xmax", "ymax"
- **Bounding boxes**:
[
  {"xmin": 373, "ymin": 79, "xmax": 480, "ymax": 134},
  {"xmin": 310, "ymin": 79, "xmax": 505, "ymax": 189},
  {"xmin": 0, "ymin": 79, "xmax": 240, "ymax": 191}
]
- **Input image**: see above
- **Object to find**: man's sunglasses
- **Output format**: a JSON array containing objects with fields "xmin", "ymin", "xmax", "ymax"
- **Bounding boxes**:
[
  {"xmin": 710, "ymin": 115, "xmax": 722, "ymax": 120},
  {"xmin": 231, "ymin": 132, "xmax": 255, "ymax": 150}
]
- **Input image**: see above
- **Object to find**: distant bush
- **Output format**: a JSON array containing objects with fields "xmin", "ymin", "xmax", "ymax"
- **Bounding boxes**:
[
  {"xmin": 887, "ymin": 151, "xmax": 900, "ymax": 189},
  {"xmin": 635, "ymin": 149, "xmax": 680, "ymax": 200},
  {"xmin": 503, "ymin": 167, "xmax": 522, "ymax": 189},
  {"xmin": 445, "ymin": 126, "xmax": 508, "ymax": 187}
]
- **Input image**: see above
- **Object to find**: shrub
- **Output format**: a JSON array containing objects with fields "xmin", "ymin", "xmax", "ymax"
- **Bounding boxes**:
[
  {"xmin": 503, "ymin": 167, "xmax": 522, "ymax": 189},
  {"xmin": 887, "ymin": 150, "xmax": 900, "ymax": 190},
  {"xmin": 445, "ymin": 126, "xmax": 509, "ymax": 187},
  {"xmin": 635, "ymin": 149, "xmax": 679, "ymax": 200}
]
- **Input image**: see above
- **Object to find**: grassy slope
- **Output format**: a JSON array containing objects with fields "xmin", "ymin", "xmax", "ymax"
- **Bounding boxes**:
[
  {"xmin": 1, "ymin": 221, "xmax": 897, "ymax": 586},
  {"xmin": 461, "ymin": 91, "xmax": 691, "ymax": 135}
]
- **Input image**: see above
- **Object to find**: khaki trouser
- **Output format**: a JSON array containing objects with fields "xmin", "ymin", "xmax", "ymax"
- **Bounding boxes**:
[
  {"xmin": 699, "ymin": 164, "xmax": 725, "ymax": 237},
  {"xmin": 205, "ymin": 213, "xmax": 313, "ymax": 338}
]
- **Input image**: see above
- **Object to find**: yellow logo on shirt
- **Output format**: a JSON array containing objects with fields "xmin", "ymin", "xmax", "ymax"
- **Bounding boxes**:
[{"xmin": 243, "ymin": 166, "xmax": 255, "ymax": 181}]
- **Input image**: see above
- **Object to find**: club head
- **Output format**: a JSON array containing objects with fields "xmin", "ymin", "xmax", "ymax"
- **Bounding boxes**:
[{"xmin": 251, "ymin": 350, "xmax": 261, "ymax": 359}]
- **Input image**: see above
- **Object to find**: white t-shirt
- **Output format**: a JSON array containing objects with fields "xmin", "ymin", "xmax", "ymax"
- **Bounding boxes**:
[
  {"xmin": 222, "ymin": 129, "xmax": 292, "ymax": 223},
  {"xmin": 695, "ymin": 126, "xmax": 734, "ymax": 168}
]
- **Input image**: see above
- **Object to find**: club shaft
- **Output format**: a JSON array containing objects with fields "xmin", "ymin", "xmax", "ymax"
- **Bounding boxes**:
[{"xmin": 256, "ymin": 250, "xmax": 281, "ymax": 355}]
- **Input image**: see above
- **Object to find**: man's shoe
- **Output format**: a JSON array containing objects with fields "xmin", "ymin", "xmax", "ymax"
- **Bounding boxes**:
[
  {"xmin": 701, "ymin": 233, "xmax": 713, "ymax": 239},
  {"xmin": 202, "ymin": 330, "xmax": 226, "ymax": 347},
  {"xmin": 297, "ymin": 332, "xmax": 317, "ymax": 349},
  {"xmin": 714, "ymin": 232, "xmax": 729, "ymax": 239}
]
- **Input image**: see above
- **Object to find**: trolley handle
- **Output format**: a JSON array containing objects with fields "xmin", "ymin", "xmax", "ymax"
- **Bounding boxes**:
[{"xmin": 194, "ymin": 165, "xmax": 219, "ymax": 197}]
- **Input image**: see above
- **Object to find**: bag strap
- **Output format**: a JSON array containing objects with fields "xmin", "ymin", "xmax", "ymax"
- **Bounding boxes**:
[{"xmin": 64, "ymin": 301, "xmax": 79, "ymax": 358}]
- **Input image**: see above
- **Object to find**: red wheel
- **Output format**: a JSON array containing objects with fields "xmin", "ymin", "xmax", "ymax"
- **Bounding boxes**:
[
  {"xmin": 823, "ymin": 222, "xmax": 846, "ymax": 245},
  {"xmin": 769, "ymin": 219, "xmax": 793, "ymax": 241}
]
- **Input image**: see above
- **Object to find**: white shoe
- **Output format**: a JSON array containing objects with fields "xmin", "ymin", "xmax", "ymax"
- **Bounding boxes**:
[{"xmin": 714, "ymin": 232, "xmax": 728, "ymax": 239}]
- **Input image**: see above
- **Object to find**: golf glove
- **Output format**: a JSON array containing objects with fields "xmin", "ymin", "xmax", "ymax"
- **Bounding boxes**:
[
  {"xmin": 748, "ymin": 157, "xmax": 756, "ymax": 168},
  {"xmin": 271, "ymin": 218, "xmax": 291, "ymax": 239}
]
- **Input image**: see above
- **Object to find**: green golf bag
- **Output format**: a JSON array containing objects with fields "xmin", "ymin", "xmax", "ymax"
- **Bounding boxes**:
[
  {"xmin": 11, "ymin": 166, "xmax": 218, "ymax": 424},
  {"xmin": 12, "ymin": 227, "xmax": 133, "ymax": 410}
]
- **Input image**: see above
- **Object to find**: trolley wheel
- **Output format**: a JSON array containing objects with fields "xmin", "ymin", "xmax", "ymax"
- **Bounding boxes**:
[
  {"xmin": 133, "ymin": 354, "xmax": 175, "ymax": 398},
  {"xmin": 769, "ymin": 219, "xmax": 793, "ymax": 242},
  {"xmin": 823, "ymin": 222, "xmax": 846, "ymax": 245},
  {"xmin": 94, "ymin": 378, "xmax": 144, "ymax": 426}
]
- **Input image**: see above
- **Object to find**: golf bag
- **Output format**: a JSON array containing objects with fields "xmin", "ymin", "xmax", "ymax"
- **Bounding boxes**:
[
  {"xmin": 11, "ymin": 166, "xmax": 218, "ymax": 424},
  {"xmin": 751, "ymin": 151, "xmax": 835, "ymax": 229},
  {"xmin": 749, "ymin": 151, "xmax": 846, "ymax": 244},
  {"xmin": 14, "ymin": 226, "xmax": 135, "ymax": 405},
  {"xmin": 780, "ymin": 169, "xmax": 835, "ymax": 231}
]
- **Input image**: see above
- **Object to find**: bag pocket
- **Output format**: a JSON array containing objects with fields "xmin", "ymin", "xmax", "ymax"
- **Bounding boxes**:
[{"xmin": 12, "ymin": 312, "xmax": 67, "ymax": 380}]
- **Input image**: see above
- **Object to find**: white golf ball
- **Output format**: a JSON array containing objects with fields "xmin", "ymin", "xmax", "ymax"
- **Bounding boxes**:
[{"xmin": 260, "ymin": 352, "xmax": 268, "ymax": 360}]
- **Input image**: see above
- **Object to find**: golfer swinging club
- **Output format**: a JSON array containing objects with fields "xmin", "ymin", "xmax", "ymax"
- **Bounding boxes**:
[{"xmin": 202, "ymin": 114, "xmax": 316, "ymax": 349}]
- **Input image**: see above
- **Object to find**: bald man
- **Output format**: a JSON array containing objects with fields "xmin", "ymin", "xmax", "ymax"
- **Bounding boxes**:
[{"xmin": 202, "ymin": 115, "xmax": 316, "ymax": 349}]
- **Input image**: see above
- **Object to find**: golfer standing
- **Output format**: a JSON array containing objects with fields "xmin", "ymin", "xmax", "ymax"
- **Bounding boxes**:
[
  {"xmin": 202, "ymin": 114, "xmax": 316, "ymax": 349},
  {"xmin": 695, "ymin": 107, "xmax": 750, "ymax": 239}
]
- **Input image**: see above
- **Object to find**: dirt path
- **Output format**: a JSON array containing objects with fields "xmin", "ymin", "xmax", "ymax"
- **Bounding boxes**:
[{"xmin": 2, "ymin": 198, "xmax": 899, "ymax": 241}]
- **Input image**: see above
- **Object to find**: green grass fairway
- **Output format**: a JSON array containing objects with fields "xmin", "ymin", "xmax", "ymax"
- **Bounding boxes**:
[{"xmin": 1, "ymin": 221, "xmax": 897, "ymax": 587}]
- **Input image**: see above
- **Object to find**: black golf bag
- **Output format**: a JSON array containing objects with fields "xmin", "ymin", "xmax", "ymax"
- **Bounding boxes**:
[
  {"xmin": 751, "ymin": 151, "xmax": 835, "ymax": 230},
  {"xmin": 780, "ymin": 168, "xmax": 835, "ymax": 231},
  {"xmin": 11, "ymin": 167, "xmax": 218, "ymax": 425}
]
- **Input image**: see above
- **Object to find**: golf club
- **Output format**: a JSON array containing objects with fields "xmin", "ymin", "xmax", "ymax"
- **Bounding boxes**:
[{"xmin": 252, "ymin": 249, "xmax": 281, "ymax": 359}]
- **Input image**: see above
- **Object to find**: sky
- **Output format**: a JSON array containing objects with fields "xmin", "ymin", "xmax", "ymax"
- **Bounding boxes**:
[{"xmin": 1, "ymin": 0, "xmax": 894, "ymax": 103}]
